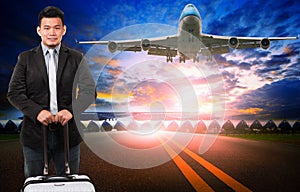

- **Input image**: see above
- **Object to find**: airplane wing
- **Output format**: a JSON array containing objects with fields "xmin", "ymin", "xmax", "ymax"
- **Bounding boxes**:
[
  {"xmin": 77, "ymin": 33, "xmax": 298, "ymax": 62},
  {"xmin": 201, "ymin": 33, "xmax": 298, "ymax": 54},
  {"xmin": 77, "ymin": 35, "xmax": 178, "ymax": 57}
]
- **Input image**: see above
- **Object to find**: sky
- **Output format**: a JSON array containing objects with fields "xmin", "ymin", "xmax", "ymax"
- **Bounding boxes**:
[{"xmin": 0, "ymin": 0, "xmax": 299, "ymax": 120}]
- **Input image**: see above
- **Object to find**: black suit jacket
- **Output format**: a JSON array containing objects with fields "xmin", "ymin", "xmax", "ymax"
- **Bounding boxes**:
[{"xmin": 7, "ymin": 44, "xmax": 95, "ymax": 148}]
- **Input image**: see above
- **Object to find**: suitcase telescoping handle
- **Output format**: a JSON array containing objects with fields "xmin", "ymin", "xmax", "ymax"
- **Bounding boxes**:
[{"xmin": 43, "ymin": 123, "xmax": 71, "ymax": 176}]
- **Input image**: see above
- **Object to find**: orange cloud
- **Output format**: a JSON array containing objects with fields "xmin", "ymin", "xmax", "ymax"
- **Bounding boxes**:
[
  {"xmin": 97, "ymin": 91, "xmax": 131, "ymax": 101},
  {"xmin": 238, "ymin": 107, "xmax": 263, "ymax": 115},
  {"xmin": 92, "ymin": 56, "xmax": 119, "ymax": 67},
  {"xmin": 129, "ymin": 82, "xmax": 177, "ymax": 108},
  {"xmin": 107, "ymin": 59, "xmax": 119, "ymax": 67},
  {"xmin": 92, "ymin": 56, "xmax": 108, "ymax": 64},
  {"xmin": 283, "ymin": 46, "xmax": 293, "ymax": 56},
  {"xmin": 266, "ymin": 77, "xmax": 273, "ymax": 82},
  {"xmin": 97, "ymin": 92, "xmax": 112, "ymax": 99},
  {"xmin": 107, "ymin": 68, "xmax": 122, "ymax": 76}
]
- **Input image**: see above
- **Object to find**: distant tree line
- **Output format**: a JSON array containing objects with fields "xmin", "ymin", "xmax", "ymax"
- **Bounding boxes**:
[
  {"xmin": 1, "ymin": 119, "xmax": 300, "ymax": 134},
  {"xmin": 0, "ymin": 120, "xmax": 19, "ymax": 134},
  {"xmin": 221, "ymin": 119, "xmax": 300, "ymax": 134},
  {"xmin": 82, "ymin": 119, "xmax": 300, "ymax": 134}
]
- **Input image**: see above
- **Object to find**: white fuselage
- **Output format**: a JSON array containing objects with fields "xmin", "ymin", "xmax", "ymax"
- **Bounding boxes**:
[{"xmin": 177, "ymin": 4, "xmax": 203, "ymax": 59}]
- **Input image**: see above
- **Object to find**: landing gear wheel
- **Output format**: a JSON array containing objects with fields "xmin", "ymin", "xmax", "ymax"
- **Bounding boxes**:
[
  {"xmin": 179, "ymin": 56, "xmax": 186, "ymax": 63},
  {"xmin": 166, "ymin": 56, "xmax": 173, "ymax": 62},
  {"xmin": 193, "ymin": 57, "xmax": 199, "ymax": 63}
]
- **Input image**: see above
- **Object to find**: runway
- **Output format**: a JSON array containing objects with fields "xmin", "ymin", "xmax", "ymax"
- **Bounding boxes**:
[
  {"xmin": 82, "ymin": 131, "xmax": 300, "ymax": 191},
  {"xmin": 1, "ymin": 132, "xmax": 300, "ymax": 191}
]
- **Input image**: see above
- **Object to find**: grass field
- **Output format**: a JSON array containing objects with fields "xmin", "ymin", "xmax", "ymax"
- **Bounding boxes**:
[
  {"xmin": 0, "ymin": 134, "xmax": 19, "ymax": 141},
  {"xmin": 223, "ymin": 134, "xmax": 300, "ymax": 145}
]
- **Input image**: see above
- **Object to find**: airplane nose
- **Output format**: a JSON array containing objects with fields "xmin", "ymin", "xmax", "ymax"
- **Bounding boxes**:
[
  {"xmin": 186, "ymin": 4, "xmax": 195, "ymax": 8},
  {"xmin": 185, "ymin": 4, "xmax": 197, "ymax": 11},
  {"xmin": 179, "ymin": 4, "xmax": 201, "ymax": 21}
]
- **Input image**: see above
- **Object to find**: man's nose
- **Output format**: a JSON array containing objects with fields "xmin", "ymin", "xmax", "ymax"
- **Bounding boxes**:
[{"xmin": 49, "ymin": 28, "xmax": 56, "ymax": 35}]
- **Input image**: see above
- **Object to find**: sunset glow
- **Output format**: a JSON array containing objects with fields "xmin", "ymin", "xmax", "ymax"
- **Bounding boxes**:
[{"xmin": 1, "ymin": 0, "xmax": 299, "ymax": 121}]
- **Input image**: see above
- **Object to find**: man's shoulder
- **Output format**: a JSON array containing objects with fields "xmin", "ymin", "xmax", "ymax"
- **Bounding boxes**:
[
  {"xmin": 61, "ymin": 44, "xmax": 83, "ymax": 57},
  {"xmin": 18, "ymin": 45, "xmax": 41, "ymax": 58}
]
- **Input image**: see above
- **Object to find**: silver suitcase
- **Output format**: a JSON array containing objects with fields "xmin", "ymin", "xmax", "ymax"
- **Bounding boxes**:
[{"xmin": 21, "ymin": 124, "xmax": 96, "ymax": 192}]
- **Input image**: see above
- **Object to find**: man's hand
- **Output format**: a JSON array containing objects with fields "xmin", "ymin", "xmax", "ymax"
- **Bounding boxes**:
[
  {"xmin": 37, "ymin": 110, "xmax": 55, "ymax": 126},
  {"xmin": 55, "ymin": 109, "xmax": 73, "ymax": 126}
]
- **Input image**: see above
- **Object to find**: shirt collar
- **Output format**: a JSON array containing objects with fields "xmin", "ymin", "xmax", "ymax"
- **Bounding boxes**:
[{"xmin": 41, "ymin": 43, "xmax": 61, "ymax": 56}]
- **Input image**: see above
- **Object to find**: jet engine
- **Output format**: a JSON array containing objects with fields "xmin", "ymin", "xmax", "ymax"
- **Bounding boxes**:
[
  {"xmin": 229, "ymin": 37, "xmax": 239, "ymax": 49},
  {"xmin": 108, "ymin": 41, "xmax": 118, "ymax": 53},
  {"xmin": 141, "ymin": 39, "xmax": 151, "ymax": 51},
  {"xmin": 260, "ymin": 38, "xmax": 270, "ymax": 49}
]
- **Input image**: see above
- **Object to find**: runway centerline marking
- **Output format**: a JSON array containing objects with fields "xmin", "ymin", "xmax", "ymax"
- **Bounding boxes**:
[
  {"xmin": 159, "ymin": 137, "xmax": 214, "ymax": 192},
  {"xmin": 167, "ymin": 136, "xmax": 253, "ymax": 192}
]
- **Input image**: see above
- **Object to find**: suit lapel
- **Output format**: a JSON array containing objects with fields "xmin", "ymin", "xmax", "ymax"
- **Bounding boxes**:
[
  {"xmin": 57, "ymin": 45, "xmax": 69, "ymax": 83},
  {"xmin": 33, "ymin": 45, "xmax": 48, "ymax": 84}
]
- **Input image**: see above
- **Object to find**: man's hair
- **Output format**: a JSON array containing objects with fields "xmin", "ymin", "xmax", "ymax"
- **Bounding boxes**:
[{"xmin": 38, "ymin": 6, "xmax": 64, "ymax": 26}]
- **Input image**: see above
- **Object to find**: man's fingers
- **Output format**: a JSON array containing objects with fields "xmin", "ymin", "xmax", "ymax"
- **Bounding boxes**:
[
  {"xmin": 41, "ymin": 120, "xmax": 48, "ymax": 126},
  {"xmin": 37, "ymin": 110, "xmax": 55, "ymax": 126},
  {"xmin": 54, "ymin": 115, "xmax": 59, "ymax": 123},
  {"xmin": 56, "ymin": 110, "xmax": 73, "ymax": 125},
  {"xmin": 55, "ymin": 113, "xmax": 63, "ymax": 124},
  {"xmin": 61, "ymin": 119, "xmax": 67, "ymax": 126},
  {"xmin": 37, "ymin": 110, "xmax": 72, "ymax": 127}
]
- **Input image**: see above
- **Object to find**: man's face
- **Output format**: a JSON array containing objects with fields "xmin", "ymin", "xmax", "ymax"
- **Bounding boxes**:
[{"xmin": 37, "ymin": 17, "xmax": 66, "ymax": 48}]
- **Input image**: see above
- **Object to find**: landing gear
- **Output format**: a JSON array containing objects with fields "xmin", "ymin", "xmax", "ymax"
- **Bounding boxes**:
[
  {"xmin": 193, "ymin": 56, "xmax": 199, "ymax": 63},
  {"xmin": 206, "ymin": 54, "xmax": 213, "ymax": 61},
  {"xmin": 166, "ymin": 56, "xmax": 173, "ymax": 62},
  {"xmin": 166, "ymin": 49, "xmax": 174, "ymax": 62},
  {"xmin": 179, "ymin": 56, "xmax": 186, "ymax": 63}
]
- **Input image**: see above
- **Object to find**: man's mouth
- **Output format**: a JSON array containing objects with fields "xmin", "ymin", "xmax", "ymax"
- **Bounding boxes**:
[{"xmin": 48, "ymin": 38, "xmax": 57, "ymax": 41}]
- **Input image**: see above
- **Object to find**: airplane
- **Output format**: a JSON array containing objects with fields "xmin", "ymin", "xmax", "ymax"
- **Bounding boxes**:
[{"xmin": 77, "ymin": 4, "xmax": 298, "ymax": 62}]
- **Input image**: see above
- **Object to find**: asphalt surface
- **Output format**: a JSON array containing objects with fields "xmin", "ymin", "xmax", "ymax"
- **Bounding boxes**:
[
  {"xmin": 199, "ymin": 136, "xmax": 300, "ymax": 192},
  {"xmin": 1, "ymin": 132, "xmax": 300, "ymax": 192}
]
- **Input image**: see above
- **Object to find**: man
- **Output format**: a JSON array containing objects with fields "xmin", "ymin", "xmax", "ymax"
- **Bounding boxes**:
[{"xmin": 7, "ymin": 6, "xmax": 95, "ymax": 178}]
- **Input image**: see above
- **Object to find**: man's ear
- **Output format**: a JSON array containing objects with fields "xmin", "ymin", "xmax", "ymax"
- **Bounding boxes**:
[
  {"xmin": 37, "ymin": 26, "xmax": 41, "ymax": 36},
  {"xmin": 63, "ymin": 25, "xmax": 67, "ymax": 36}
]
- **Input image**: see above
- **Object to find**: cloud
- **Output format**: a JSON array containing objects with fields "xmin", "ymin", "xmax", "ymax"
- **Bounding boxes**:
[
  {"xmin": 264, "ymin": 55, "xmax": 291, "ymax": 67},
  {"xmin": 238, "ymin": 107, "xmax": 263, "ymax": 115},
  {"xmin": 238, "ymin": 62, "xmax": 252, "ymax": 70},
  {"xmin": 284, "ymin": 43, "xmax": 300, "ymax": 57},
  {"xmin": 2, "ymin": 0, "xmax": 300, "ymax": 120},
  {"xmin": 129, "ymin": 81, "xmax": 178, "ymax": 109},
  {"xmin": 243, "ymin": 50, "xmax": 271, "ymax": 60},
  {"xmin": 229, "ymin": 79, "xmax": 300, "ymax": 119}
]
